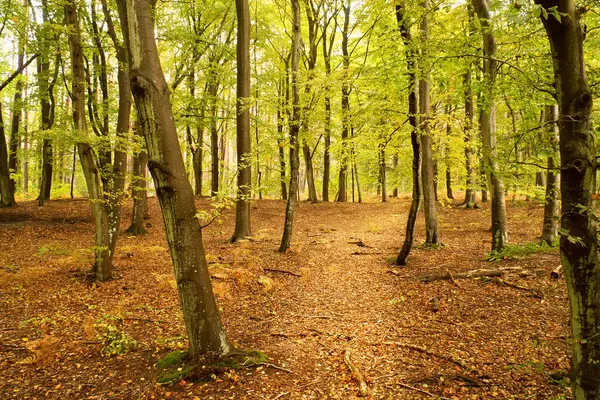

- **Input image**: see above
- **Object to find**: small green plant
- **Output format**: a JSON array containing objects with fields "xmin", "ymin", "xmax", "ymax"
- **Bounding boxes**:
[
  {"xmin": 37, "ymin": 244, "xmax": 71, "ymax": 257},
  {"xmin": 486, "ymin": 242, "xmax": 553, "ymax": 262},
  {"xmin": 19, "ymin": 316, "xmax": 56, "ymax": 329},
  {"xmin": 2, "ymin": 264, "xmax": 19, "ymax": 273},
  {"xmin": 388, "ymin": 296, "xmax": 406, "ymax": 306},
  {"xmin": 95, "ymin": 316, "xmax": 137, "ymax": 356}
]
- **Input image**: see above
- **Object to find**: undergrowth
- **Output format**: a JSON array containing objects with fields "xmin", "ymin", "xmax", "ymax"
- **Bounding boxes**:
[{"xmin": 486, "ymin": 241, "xmax": 555, "ymax": 262}]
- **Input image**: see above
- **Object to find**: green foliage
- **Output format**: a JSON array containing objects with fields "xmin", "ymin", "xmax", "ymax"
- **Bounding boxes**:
[
  {"xmin": 37, "ymin": 244, "xmax": 71, "ymax": 257},
  {"xmin": 156, "ymin": 350, "xmax": 188, "ymax": 369},
  {"xmin": 486, "ymin": 242, "xmax": 554, "ymax": 262},
  {"xmin": 2, "ymin": 264, "xmax": 19, "ymax": 273},
  {"xmin": 95, "ymin": 315, "xmax": 137, "ymax": 357}
]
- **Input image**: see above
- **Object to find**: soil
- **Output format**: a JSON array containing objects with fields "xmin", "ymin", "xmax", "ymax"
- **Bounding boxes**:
[{"xmin": 0, "ymin": 195, "xmax": 570, "ymax": 399}]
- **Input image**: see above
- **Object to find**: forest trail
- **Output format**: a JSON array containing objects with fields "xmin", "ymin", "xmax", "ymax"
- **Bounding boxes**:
[{"xmin": 0, "ymin": 197, "xmax": 569, "ymax": 399}]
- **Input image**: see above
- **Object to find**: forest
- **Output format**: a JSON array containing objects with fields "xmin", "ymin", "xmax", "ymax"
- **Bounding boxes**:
[{"xmin": 0, "ymin": 0, "xmax": 599, "ymax": 398}]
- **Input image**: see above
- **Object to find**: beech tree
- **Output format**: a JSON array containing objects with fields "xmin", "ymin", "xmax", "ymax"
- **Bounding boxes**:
[
  {"xmin": 231, "ymin": 0, "xmax": 253, "ymax": 242},
  {"xmin": 116, "ymin": 0, "xmax": 231, "ymax": 357},
  {"xmin": 280, "ymin": 0, "xmax": 301, "ymax": 252},
  {"xmin": 535, "ymin": 0, "xmax": 600, "ymax": 397}
]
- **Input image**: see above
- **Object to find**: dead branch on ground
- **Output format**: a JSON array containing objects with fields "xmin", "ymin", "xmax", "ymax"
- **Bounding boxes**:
[{"xmin": 343, "ymin": 349, "xmax": 369, "ymax": 397}]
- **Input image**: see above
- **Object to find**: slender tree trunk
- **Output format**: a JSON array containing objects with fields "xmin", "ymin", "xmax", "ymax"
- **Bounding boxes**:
[
  {"xmin": 8, "ymin": 27, "xmax": 25, "ymax": 205},
  {"xmin": 321, "ymin": 9, "xmax": 335, "ymax": 202},
  {"xmin": 279, "ymin": 0, "xmax": 301, "ymax": 252},
  {"xmin": 336, "ymin": 2, "xmax": 351, "ymax": 203},
  {"xmin": 277, "ymin": 80, "xmax": 287, "ymax": 200},
  {"xmin": 473, "ymin": 0, "xmax": 507, "ymax": 252},
  {"xmin": 231, "ymin": 0, "xmax": 252, "ymax": 242},
  {"xmin": 302, "ymin": 143, "xmax": 318, "ymax": 202},
  {"xmin": 419, "ymin": 0, "xmax": 439, "ymax": 245},
  {"xmin": 379, "ymin": 143, "xmax": 387, "ymax": 202},
  {"xmin": 209, "ymin": 80, "xmax": 219, "ymax": 196},
  {"xmin": 0, "ymin": 104, "xmax": 12, "ymax": 207},
  {"xmin": 66, "ymin": 0, "xmax": 113, "ymax": 281},
  {"xmin": 536, "ymin": 6, "xmax": 600, "ymax": 396},
  {"xmin": 396, "ymin": 4, "xmax": 421, "ymax": 266},
  {"xmin": 463, "ymin": 67, "xmax": 476, "ymax": 207},
  {"xmin": 127, "ymin": 127, "xmax": 148, "ymax": 235},
  {"xmin": 391, "ymin": 154, "xmax": 399, "ymax": 197},
  {"xmin": 117, "ymin": 0, "xmax": 231, "ymax": 358},
  {"xmin": 541, "ymin": 104, "xmax": 559, "ymax": 246}
]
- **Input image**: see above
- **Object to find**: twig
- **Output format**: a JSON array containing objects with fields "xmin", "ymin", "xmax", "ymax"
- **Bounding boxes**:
[
  {"xmin": 395, "ymin": 381, "xmax": 450, "ymax": 399},
  {"xmin": 445, "ymin": 268, "xmax": 461, "ymax": 289},
  {"xmin": 124, "ymin": 317, "xmax": 168, "ymax": 324},
  {"xmin": 255, "ymin": 362, "xmax": 294, "ymax": 374},
  {"xmin": 384, "ymin": 342, "xmax": 476, "ymax": 373},
  {"xmin": 271, "ymin": 393, "xmax": 289, "ymax": 400},
  {"xmin": 264, "ymin": 268, "xmax": 302, "ymax": 277},
  {"xmin": 343, "ymin": 349, "xmax": 369, "ymax": 397},
  {"xmin": 490, "ymin": 278, "xmax": 543, "ymax": 298}
]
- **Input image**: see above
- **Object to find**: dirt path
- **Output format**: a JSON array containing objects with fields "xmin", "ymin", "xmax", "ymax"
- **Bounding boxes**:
[{"xmin": 0, "ymin": 197, "xmax": 570, "ymax": 399}]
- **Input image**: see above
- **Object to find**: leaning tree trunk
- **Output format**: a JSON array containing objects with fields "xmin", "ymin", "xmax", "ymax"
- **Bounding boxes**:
[
  {"xmin": 536, "ymin": 2, "xmax": 600, "ymax": 397},
  {"xmin": 66, "ymin": 0, "xmax": 114, "ymax": 282},
  {"xmin": 116, "ymin": 0, "xmax": 231, "ymax": 358},
  {"xmin": 541, "ymin": 104, "xmax": 559, "ymax": 246},
  {"xmin": 279, "ymin": 0, "xmax": 301, "ymax": 253},
  {"xmin": 419, "ymin": 0, "xmax": 439, "ymax": 245},
  {"xmin": 396, "ymin": 4, "xmax": 421, "ymax": 266},
  {"xmin": 472, "ymin": 0, "xmax": 507, "ymax": 252},
  {"xmin": 231, "ymin": 0, "xmax": 252, "ymax": 242}
]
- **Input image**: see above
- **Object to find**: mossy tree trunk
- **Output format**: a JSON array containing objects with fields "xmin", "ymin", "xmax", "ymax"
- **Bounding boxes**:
[
  {"xmin": 536, "ymin": 1, "xmax": 600, "ymax": 397},
  {"xmin": 116, "ymin": 0, "xmax": 231, "ymax": 358}
]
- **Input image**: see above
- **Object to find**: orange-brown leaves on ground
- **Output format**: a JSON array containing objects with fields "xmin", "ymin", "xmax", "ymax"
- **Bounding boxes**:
[{"xmin": 0, "ymin": 197, "xmax": 570, "ymax": 399}]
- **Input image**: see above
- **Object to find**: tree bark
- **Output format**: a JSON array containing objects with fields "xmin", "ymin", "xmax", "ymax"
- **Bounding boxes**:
[
  {"xmin": 541, "ymin": 104, "xmax": 559, "ymax": 246},
  {"xmin": 0, "ymin": 103, "xmax": 13, "ymax": 207},
  {"xmin": 279, "ymin": 0, "xmax": 301, "ymax": 252},
  {"xmin": 209, "ymin": 78, "xmax": 220, "ymax": 196},
  {"xmin": 277, "ymin": 79, "xmax": 287, "ymax": 200},
  {"xmin": 127, "ymin": 126, "xmax": 148, "ymax": 235},
  {"xmin": 536, "ymin": 3, "xmax": 599, "ymax": 397},
  {"xmin": 463, "ymin": 59, "xmax": 476, "ymax": 207},
  {"xmin": 336, "ymin": 2, "xmax": 351, "ymax": 203},
  {"xmin": 472, "ymin": 0, "xmax": 507, "ymax": 252},
  {"xmin": 419, "ymin": 0, "xmax": 439, "ymax": 245},
  {"xmin": 116, "ymin": 0, "xmax": 232, "ymax": 358},
  {"xmin": 395, "ymin": 5, "xmax": 421, "ymax": 266},
  {"xmin": 231, "ymin": 0, "xmax": 252, "ymax": 242}
]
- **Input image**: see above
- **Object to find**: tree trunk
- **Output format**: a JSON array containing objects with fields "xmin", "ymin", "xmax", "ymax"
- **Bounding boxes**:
[
  {"xmin": 277, "ymin": 80, "xmax": 287, "ymax": 200},
  {"xmin": 231, "ymin": 0, "xmax": 252, "ymax": 242},
  {"xmin": 117, "ymin": 0, "xmax": 231, "ymax": 358},
  {"xmin": 8, "ymin": 25, "xmax": 25, "ymax": 205},
  {"xmin": 472, "ymin": 0, "xmax": 507, "ymax": 252},
  {"xmin": 419, "ymin": 0, "xmax": 439, "ymax": 245},
  {"xmin": 302, "ymin": 143, "xmax": 318, "ymax": 202},
  {"xmin": 321, "ymin": 9, "xmax": 335, "ymax": 202},
  {"xmin": 0, "ymin": 104, "xmax": 14, "ymax": 207},
  {"xmin": 541, "ymin": 104, "xmax": 559, "ymax": 246},
  {"xmin": 336, "ymin": 3, "xmax": 351, "ymax": 203},
  {"xmin": 463, "ymin": 66, "xmax": 476, "ymax": 207},
  {"xmin": 536, "ymin": 5, "xmax": 599, "ymax": 397},
  {"xmin": 395, "ymin": 4, "xmax": 421, "ymax": 266},
  {"xmin": 379, "ymin": 143, "xmax": 387, "ymax": 202},
  {"xmin": 209, "ymin": 79, "xmax": 219, "ymax": 196},
  {"xmin": 127, "ymin": 128, "xmax": 148, "ymax": 235},
  {"xmin": 279, "ymin": 0, "xmax": 301, "ymax": 253},
  {"xmin": 66, "ymin": 0, "xmax": 114, "ymax": 282}
]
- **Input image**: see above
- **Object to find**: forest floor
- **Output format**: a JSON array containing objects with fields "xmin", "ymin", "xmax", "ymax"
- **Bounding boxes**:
[{"xmin": 0, "ymin": 195, "xmax": 570, "ymax": 399}]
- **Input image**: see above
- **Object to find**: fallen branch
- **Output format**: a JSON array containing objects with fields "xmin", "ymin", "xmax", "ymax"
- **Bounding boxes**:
[
  {"xmin": 271, "ymin": 392, "xmax": 289, "ymax": 400},
  {"xmin": 351, "ymin": 251, "xmax": 384, "ymax": 256},
  {"xmin": 343, "ymin": 349, "xmax": 369, "ymax": 397},
  {"xmin": 384, "ymin": 342, "xmax": 476, "ymax": 373},
  {"xmin": 490, "ymin": 278, "xmax": 543, "ymax": 298},
  {"xmin": 419, "ymin": 269, "xmax": 502, "ymax": 282},
  {"xmin": 550, "ymin": 265, "xmax": 563, "ymax": 279},
  {"xmin": 395, "ymin": 381, "xmax": 448, "ymax": 399},
  {"xmin": 264, "ymin": 268, "xmax": 302, "ymax": 277}
]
